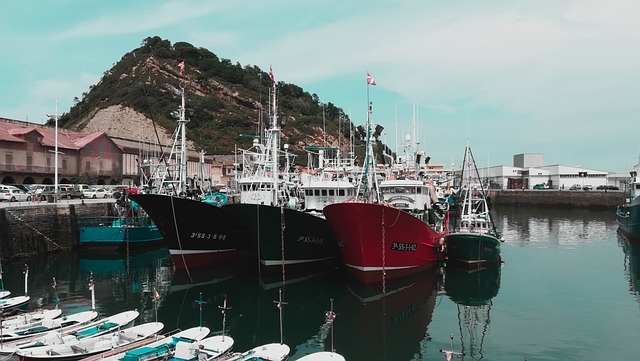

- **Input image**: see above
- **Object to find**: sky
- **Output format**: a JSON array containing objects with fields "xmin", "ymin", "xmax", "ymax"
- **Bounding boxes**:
[{"xmin": 2, "ymin": 0, "xmax": 640, "ymax": 173}]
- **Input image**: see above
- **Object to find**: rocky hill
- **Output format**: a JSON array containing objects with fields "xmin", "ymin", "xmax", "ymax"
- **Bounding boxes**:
[{"xmin": 56, "ymin": 36, "xmax": 383, "ymax": 164}]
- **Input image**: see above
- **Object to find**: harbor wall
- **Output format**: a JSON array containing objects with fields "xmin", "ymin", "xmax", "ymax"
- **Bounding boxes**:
[
  {"xmin": 488, "ymin": 190, "xmax": 625, "ymax": 210},
  {"xmin": 0, "ymin": 202, "xmax": 116, "ymax": 261}
]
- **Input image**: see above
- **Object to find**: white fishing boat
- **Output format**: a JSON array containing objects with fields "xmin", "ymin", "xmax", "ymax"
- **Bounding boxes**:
[
  {"xmin": 220, "ymin": 343, "xmax": 290, "ymax": 361},
  {"xmin": 0, "ymin": 310, "xmax": 99, "ymax": 346},
  {"xmin": 94, "ymin": 326, "xmax": 211, "ymax": 361},
  {"xmin": 1, "ymin": 308, "xmax": 62, "ymax": 331},
  {"xmin": 166, "ymin": 297, "xmax": 234, "ymax": 361},
  {"xmin": 0, "ymin": 264, "xmax": 31, "ymax": 314},
  {"xmin": 5, "ymin": 309, "xmax": 138, "ymax": 353},
  {"xmin": 2, "ymin": 308, "xmax": 62, "ymax": 330},
  {"xmin": 16, "ymin": 322, "xmax": 163, "ymax": 361},
  {"xmin": 296, "ymin": 351, "xmax": 346, "ymax": 361},
  {"xmin": 169, "ymin": 334, "xmax": 234, "ymax": 361}
]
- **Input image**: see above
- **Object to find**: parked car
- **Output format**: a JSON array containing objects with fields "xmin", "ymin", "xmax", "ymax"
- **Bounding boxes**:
[
  {"xmin": 0, "ymin": 188, "xmax": 31, "ymax": 202},
  {"xmin": 569, "ymin": 184, "xmax": 582, "ymax": 190},
  {"xmin": 84, "ymin": 188, "xmax": 110, "ymax": 199},
  {"xmin": 607, "ymin": 185, "xmax": 620, "ymax": 190},
  {"xmin": 533, "ymin": 183, "xmax": 547, "ymax": 189},
  {"xmin": 66, "ymin": 187, "xmax": 84, "ymax": 199},
  {"xmin": 582, "ymin": 185, "xmax": 593, "ymax": 191}
]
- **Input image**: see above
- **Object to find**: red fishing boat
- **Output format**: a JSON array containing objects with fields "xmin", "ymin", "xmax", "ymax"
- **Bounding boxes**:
[{"xmin": 323, "ymin": 78, "xmax": 448, "ymax": 283}]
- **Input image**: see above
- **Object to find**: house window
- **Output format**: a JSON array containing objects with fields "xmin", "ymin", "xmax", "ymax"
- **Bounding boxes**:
[
  {"xmin": 62, "ymin": 158, "xmax": 68, "ymax": 170},
  {"xmin": 26, "ymin": 155, "xmax": 33, "ymax": 171}
]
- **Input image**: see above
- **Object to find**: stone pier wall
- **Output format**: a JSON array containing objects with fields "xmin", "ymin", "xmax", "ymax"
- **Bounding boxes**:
[{"xmin": 0, "ymin": 202, "xmax": 116, "ymax": 261}]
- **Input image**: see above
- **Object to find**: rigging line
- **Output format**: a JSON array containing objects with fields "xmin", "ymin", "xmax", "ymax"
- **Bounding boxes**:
[
  {"xmin": 468, "ymin": 147, "xmax": 500, "ymax": 237},
  {"xmin": 141, "ymin": 83, "xmax": 166, "ymax": 159},
  {"xmin": 171, "ymin": 195, "xmax": 192, "ymax": 283},
  {"xmin": 457, "ymin": 304, "xmax": 466, "ymax": 353},
  {"xmin": 381, "ymin": 206, "xmax": 386, "ymax": 295},
  {"xmin": 280, "ymin": 206, "xmax": 286, "ymax": 285}
]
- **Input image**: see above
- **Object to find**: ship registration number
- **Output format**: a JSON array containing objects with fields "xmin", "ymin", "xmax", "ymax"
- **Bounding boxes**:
[
  {"xmin": 190, "ymin": 232, "xmax": 227, "ymax": 240},
  {"xmin": 390, "ymin": 242, "xmax": 417, "ymax": 252}
]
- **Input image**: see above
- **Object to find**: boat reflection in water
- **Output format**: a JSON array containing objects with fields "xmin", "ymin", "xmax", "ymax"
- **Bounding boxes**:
[
  {"xmin": 78, "ymin": 247, "xmax": 173, "ymax": 322},
  {"xmin": 335, "ymin": 268, "xmax": 440, "ymax": 361},
  {"xmin": 444, "ymin": 263, "xmax": 502, "ymax": 360},
  {"xmin": 618, "ymin": 232, "xmax": 640, "ymax": 301}
]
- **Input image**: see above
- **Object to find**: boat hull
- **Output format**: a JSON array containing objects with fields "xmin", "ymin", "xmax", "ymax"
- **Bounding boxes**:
[
  {"xmin": 224, "ymin": 204, "xmax": 340, "ymax": 272},
  {"xmin": 79, "ymin": 217, "xmax": 164, "ymax": 252},
  {"xmin": 323, "ymin": 202, "xmax": 445, "ymax": 283},
  {"xmin": 444, "ymin": 232, "xmax": 501, "ymax": 267},
  {"xmin": 128, "ymin": 194, "xmax": 252, "ymax": 270},
  {"xmin": 617, "ymin": 199, "xmax": 640, "ymax": 241}
]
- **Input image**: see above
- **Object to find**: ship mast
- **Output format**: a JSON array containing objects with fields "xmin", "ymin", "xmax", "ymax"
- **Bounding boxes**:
[
  {"xmin": 269, "ymin": 69, "xmax": 280, "ymax": 205},
  {"xmin": 179, "ymin": 84, "xmax": 188, "ymax": 195}
]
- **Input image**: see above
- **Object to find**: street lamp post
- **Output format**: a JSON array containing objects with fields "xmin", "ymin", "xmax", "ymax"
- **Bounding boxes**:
[
  {"xmin": 54, "ymin": 101, "xmax": 58, "ymax": 202},
  {"xmin": 47, "ymin": 100, "xmax": 60, "ymax": 203}
]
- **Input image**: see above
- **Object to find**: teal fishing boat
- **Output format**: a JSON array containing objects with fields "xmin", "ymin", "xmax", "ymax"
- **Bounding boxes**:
[
  {"xmin": 79, "ymin": 198, "xmax": 163, "ymax": 252},
  {"xmin": 444, "ymin": 145, "xmax": 502, "ymax": 268},
  {"xmin": 617, "ymin": 155, "xmax": 640, "ymax": 241}
]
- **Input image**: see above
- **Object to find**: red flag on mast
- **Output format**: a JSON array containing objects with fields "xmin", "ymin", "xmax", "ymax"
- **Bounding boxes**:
[
  {"xmin": 269, "ymin": 66, "xmax": 275, "ymax": 84},
  {"xmin": 179, "ymin": 61, "xmax": 185, "ymax": 74},
  {"xmin": 366, "ymin": 72, "xmax": 376, "ymax": 86}
]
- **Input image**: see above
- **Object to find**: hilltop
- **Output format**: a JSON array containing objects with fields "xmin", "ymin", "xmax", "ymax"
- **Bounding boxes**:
[{"xmin": 55, "ymin": 36, "xmax": 389, "ymax": 164}]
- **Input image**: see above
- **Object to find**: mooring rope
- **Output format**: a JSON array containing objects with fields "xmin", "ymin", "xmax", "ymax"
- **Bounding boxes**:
[
  {"xmin": 4, "ymin": 209, "xmax": 62, "ymax": 250},
  {"xmin": 171, "ymin": 195, "xmax": 192, "ymax": 283}
]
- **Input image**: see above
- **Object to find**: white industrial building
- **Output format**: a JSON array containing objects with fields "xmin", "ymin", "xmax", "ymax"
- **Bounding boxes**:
[{"xmin": 458, "ymin": 153, "xmax": 625, "ymax": 190}]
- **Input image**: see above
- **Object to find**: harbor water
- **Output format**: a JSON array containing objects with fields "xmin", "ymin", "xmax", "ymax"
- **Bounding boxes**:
[{"xmin": 1, "ymin": 205, "xmax": 639, "ymax": 360}]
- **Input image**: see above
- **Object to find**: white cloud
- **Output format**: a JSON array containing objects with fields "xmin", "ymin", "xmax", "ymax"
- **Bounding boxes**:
[{"xmin": 55, "ymin": 1, "xmax": 228, "ymax": 38}]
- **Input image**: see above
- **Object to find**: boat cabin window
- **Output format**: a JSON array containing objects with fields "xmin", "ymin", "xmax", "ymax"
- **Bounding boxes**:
[
  {"xmin": 338, "ymin": 190, "xmax": 345, "ymax": 196},
  {"xmin": 321, "ymin": 190, "xmax": 327, "ymax": 196},
  {"xmin": 381, "ymin": 186, "xmax": 416, "ymax": 194},
  {"xmin": 329, "ymin": 190, "xmax": 335, "ymax": 196},
  {"xmin": 314, "ymin": 190, "xmax": 320, "ymax": 196}
]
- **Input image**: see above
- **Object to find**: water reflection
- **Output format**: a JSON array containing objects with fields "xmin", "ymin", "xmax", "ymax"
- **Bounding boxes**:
[
  {"xmin": 444, "ymin": 263, "xmax": 501, "ymax": 360},
  {"xmin": 618, "ymin": 232, "xmax": 640, "ymax": 302},
  {"xmin": 336, "ymin": 268, "xmax": 440, "ymax": 361},
  {"xmin": 496, "ymin": 206, "xmax": 617, "ymax": 246}
]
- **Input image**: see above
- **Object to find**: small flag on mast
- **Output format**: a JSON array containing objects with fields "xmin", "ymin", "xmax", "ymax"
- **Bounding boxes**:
[
  {"xmin": 179, "ymin": 61, "xmax": 185, "ymax": 74},
  {"xmin": 366, "ymin": 72, "xmax": 376, "ymax": 86},
  {"xmin": 269, "ymin": 65, "xmax": 275, "ymax": 84}
]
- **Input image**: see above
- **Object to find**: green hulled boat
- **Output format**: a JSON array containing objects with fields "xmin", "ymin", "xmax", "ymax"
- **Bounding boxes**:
[
  {"xmin": 617, "ymin": 156, "xmax": 640, "ymax": 241},
  {"xmin": 445, "ymin": 146, "xmax": 502, "ymax": 267}
]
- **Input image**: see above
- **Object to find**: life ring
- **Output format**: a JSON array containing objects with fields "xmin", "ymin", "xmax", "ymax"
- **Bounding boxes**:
[{"xmin": 203, "ymin": 192, "xmax": 228, "ymax": 207}]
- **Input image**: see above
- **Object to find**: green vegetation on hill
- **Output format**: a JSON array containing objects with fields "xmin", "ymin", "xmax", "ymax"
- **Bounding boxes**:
[{"xmin": 56, "ymin": 36, "xmax": 393, "ymax": 165}]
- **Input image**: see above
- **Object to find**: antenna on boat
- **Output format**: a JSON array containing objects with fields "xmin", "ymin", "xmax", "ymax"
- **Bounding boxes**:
[
  {"xmin": 52, "ymin": 277, "xmax": 59, "ymax": 310},
  {"xmin": 219, "ymin": 295, "xmax": 231, "ymax": 341},
  {"xmin": 89, "ymin": 272, "xmax": 95, "ymax": 311},
  {"xmin": 23, "ymin": 263, "xmax": 28, "ymax": 296},
  {"xmin": 327, "ymin": 298, "xmax": 336, "ymax": 353},
  {"xmin": 153, "ymin": 287, "xmax": 161, "ymax": 324},
  {"xmin": 273, "ymin": 288, "xmax": 287, "ymax": 345},
  {"xmin": 195, "ymin": 292, "xmax": 207, "ymax": 331},
  {"xmin": 439, "ymin": 333, "xmax": 465, "ymax": 360}
]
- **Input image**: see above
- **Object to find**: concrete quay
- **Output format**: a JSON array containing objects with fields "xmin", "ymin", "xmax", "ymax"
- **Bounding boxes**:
[{"xmin": 488, "ymin": 189, "xmax": 625, "ymax": 210}]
